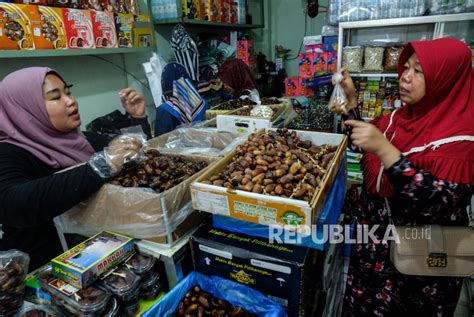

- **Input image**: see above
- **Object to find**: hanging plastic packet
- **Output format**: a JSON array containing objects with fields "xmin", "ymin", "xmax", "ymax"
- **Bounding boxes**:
[{"xmin": 328, "ymin": 71, "xmax": 350, "ymax": 114}]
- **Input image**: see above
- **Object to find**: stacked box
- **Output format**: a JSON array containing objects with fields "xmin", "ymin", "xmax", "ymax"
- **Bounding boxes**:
[
  {"xmin": 298, "ymin": 52, "xmax": 314, "ymax": 78},
  {"xmin": 285, "ymin": 77, "xmax": 300, "ymax": 97}
]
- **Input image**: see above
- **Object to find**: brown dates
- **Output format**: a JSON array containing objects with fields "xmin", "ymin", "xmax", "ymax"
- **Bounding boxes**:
[
  {"xmin": 171, "ymin": 285, "xmax": 255, "ymax": 317},
  {"xmin": 200, "ymin": 129, "xmax": 338, "ymax": 201}
]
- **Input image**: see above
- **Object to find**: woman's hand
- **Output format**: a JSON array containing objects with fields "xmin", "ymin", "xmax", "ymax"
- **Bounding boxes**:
[
  {"xmin": 119, "ymin": 88, "xmax": 146, "ymax": 118},
  {"xmin": 345, "ymin": 120, "xmax": 401, "ymax": 168},
  {"xmin": 336, "ymin": 68, "xmax": 358, "ymax": 107}
]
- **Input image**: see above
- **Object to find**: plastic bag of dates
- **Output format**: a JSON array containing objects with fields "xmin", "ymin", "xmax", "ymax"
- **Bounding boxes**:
[
  {"xmin": 109, "ymin": 149, "xmax": 208, "ymax": 193},
  {"xmin": 0, "ymin": 250, "xmax": 30, "ymax": 316},
  {"xmin": 200, "ymin": 129, "xmax": 338, "ymax": 202},
  {"xmin": 144, "ymin": 271, "xmax": 286, "ymax": 317}
]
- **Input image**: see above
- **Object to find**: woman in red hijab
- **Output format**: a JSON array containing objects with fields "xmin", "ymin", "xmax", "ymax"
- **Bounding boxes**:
[
  {"xmin": 217, "ymin": 59, "xmax": 258, "ymax": 98},
  {"xmin": 340, "ymin": 38, "xmax": 473, "ymax": 316}
]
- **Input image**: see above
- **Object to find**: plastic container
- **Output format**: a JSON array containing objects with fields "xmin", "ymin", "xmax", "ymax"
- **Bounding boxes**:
[
  {"xmin": 126, "ymin": 251, "xmax": 156, "ymax": 280},
  {"xmin": 100, "ymin": 267, "xmax": 141, "ymax": 317},
  {"xmin": 38, "ymin": 267, "xmax": 110, "ymax": 317},
  {"xmin": 103, "ymin": 297, "xmax": 119, "ymax": 317},
  {"xmin": 0, "ymin": 250, "xmax": 30, "ymax": 316},
  {"xmin": 18, "ymin": 304, "xmax": 58, "ymax": 317},
  {"xmin": 139, "ymin": 272, "xmax": 164, "ymax": 300}
]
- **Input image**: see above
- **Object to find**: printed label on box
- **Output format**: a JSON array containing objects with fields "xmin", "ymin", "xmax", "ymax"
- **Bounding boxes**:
[
  {"xmin": 91, "ymin": 10, "xmax": 117, "ymax": 48},
  {"xmin": 114, "ymin": 12, "xmax": 133, "ymax": 47},
  {"xmin": 0, "ymin": 3, "xmax": 35, "ymax": 50},
  {"xmin": 194, "ymin": 191, "xmax": 230, "ymax": 216},
  {"xmin": 63, "ymin": 8, "xmax": 95, "ymax": 49}
]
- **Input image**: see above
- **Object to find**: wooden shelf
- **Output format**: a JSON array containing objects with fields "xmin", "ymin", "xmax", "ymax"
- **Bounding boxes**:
[
  {"xmin": 0, "ymin": 47, "xmax": 153, "ymax": 59},
  {"xmin": 154, "ymin": 18, "xmax": 263, "ymax": 29}
]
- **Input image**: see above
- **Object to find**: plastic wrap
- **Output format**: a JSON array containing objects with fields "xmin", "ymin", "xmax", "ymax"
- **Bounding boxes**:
[
  {"xmin": 363, "ymin": 46, "xmax": 385, "ymax": 72},
  {"xmin": 88, "ymin": 133, "xmax": 148, "ymax": 179},
  {"xmin": 328, "ymin": 0, "xmax": 427, "ymax": 24},
  {"xmin": 0, "ymin": 250, "xmax": 29, "ymax": 316},
  {"xmin": 342, "ymin": 46, "xmax": 363, "ymax": 73},
  {"xmin": 429, "ymin": 0, "xmax": 467, "ymax": 14},
  {"xmin": 100, "ymin": 267, "xmax": 141, "ymax": 316},
  {"xmin": 54, "ymin": 154, "xmax": 216, "ymax": 242},
  {"xmin": 321, "ymin": 24, "xmax": 338, "ymax": 37},
  {"xmin": 142, "ymin": 271, "xmax": 287, "ymax": 317},
  {"xmin": 383, "ymin": 46, "xmax": 403, "ymax": 71},
  {"xmin": 18, "ymin": 304, "xmax": 58, "ymax": 317},
  {"xmin": 148, "ymin": 127, "xmax": 241, "ymax": 157}
]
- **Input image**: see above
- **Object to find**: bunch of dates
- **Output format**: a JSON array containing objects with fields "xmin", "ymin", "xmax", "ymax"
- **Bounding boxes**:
[
  {"xmin": 212, "ymin": 99, "xmax": 256, "ymax": 111},
  {"xmin": 0, "ymin": 251, "xmax": 29, "ymax": 316},
  {"xmin": 260, "ymin": 97, "xmax": 282, "ymax": 105},
  {"xmin": 171, "ymin": 285, "xmax": 255, "ymax": 317},
  {"xmin": 110, "ymin": 149, "xmax": 208, "ymax": 193},
  {"xmin": 200, "ymin": 129, "xmax": 337, "ymax": 202}
]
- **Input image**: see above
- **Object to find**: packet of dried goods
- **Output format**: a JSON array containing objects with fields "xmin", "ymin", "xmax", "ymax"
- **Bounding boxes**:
[{"xmin": 328, "ymin": 71, "xmax": 349, "ymax": 114}]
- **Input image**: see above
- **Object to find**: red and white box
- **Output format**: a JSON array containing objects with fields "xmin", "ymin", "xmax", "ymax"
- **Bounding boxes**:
[
  {"xmin": 90, "ymin": 10, "xmax": 117, "ymax": 48},
  {"xmin": 285, "ymin": 77, "xmax": 300, "ymax": 97},
  {"xmin": 62, "ymin": 8, "xmax": 95, "ymax": 49}
]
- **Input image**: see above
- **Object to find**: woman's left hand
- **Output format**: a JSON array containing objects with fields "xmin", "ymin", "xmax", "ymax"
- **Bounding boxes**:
[
  {"xmin": 119, "ymin": 88, "xmax": 146, "ymax": 118},
  {"xmin": 345, "ymin": 119, "xmax": 401, "ymax": 168}
]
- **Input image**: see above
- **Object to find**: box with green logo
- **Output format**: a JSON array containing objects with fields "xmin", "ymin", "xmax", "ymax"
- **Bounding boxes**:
[
  {"xmin": 51, "ymin": 231, "xmax": 135, "ymax": 289},
  {"xmin": 191, "ymin": 225, "xmax": 323, "ymax": 317}
]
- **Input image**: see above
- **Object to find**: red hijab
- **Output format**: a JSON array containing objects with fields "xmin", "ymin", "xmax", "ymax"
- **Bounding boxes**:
[
  {"xmin": 363, "ymin": 38, "xmax": 474, "ymax": 197},
  {"xmin": 218, "ymin": 59, "xmax": 257, "ymax": 98}
]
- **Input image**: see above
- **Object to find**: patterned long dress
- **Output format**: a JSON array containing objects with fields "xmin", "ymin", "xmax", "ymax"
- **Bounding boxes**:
[{"xmin": 342, "ymin": 155, "xmax": 472, "ymax": 316}]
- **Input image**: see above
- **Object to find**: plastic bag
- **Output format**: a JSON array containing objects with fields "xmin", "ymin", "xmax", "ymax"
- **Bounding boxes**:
[
  {"xmin": 363, "ymin": 46, "xmax": 385, "ymax": 72},
  {"xmin": 0, "ymin": 250, "xmax": 30, "ymax": 315},
  {"xmin": 383, "ymin": 46, "xmax": 403, "ymax": 72},
  {"xmin": 142, "ymin": 271, "xmax": 287, "ymax": 317},
  {"xmin": 89, "ymin": 132, "xmax": 148, "ymax": 178},
  {"xmin": 342, "ymin": 46, "xmax": 363, "ymax": 72},
  {"xmin": 328, "ymin": 72, "xmax": 350, "ymax": 114}
]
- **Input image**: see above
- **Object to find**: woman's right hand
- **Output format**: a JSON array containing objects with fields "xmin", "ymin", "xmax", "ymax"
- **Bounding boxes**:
[{"xmin": 337, "ymin": 68, "xmax": 358, "ymax": 106}]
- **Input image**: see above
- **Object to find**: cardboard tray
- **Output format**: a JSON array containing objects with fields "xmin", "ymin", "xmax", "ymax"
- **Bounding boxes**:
[
  {"xmin": 55, "ymin": 153, "xmax": 217, "ymax": 246},
  {"xmin": 190, "ymin": 129, "xmax": 347, "ymax": 234}
]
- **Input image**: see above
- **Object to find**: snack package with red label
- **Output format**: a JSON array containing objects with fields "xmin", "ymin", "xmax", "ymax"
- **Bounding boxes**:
[
  {"xmin": 299, "ymin": 77, "xmax": 314, "ymax": 97},
  {"xmin": 62, "ymin": 8, "xmax": 95, "ymax": 49},
  {"xmin": 312, "ymin": 52, "xmax": 327, "ymax": 74},
  {"xmin": 219, "ymin": 0, "xmax": 229, "ymax": 22},
  {"xmin": 326, "ymin": 51, "xmax": 337, "ymax": 73},
  {"xmin": 298, "ymin": 52, "xmax": 314, "ymax": 78},
  {"xmin": 81, "ymin": 0, "xmax": 102, "ymax": 11},
  {"xmin": 91, "ymin": 10, "xmax": 117, "ymax": 48},
  {"xmin": 285, "ymin": 77, "xmax": 300, "ymax": 97},
  {"xmin": 208, "ymin": 0, "xmax": 219, "ymax": 21},
  {"xmin": 229, "ymin": 0, "xmax": 237, "ymax": 23},
  {"xmin": 0, "ymin": 3, "xmax": 35, "ymax": 50},
  {"xmin": 30, "ymin": 5, "xmax": 67, "ymax": 49},
  {"xmin": 114, "ymin": 12, "xmax": 133, "ymax": 47}
]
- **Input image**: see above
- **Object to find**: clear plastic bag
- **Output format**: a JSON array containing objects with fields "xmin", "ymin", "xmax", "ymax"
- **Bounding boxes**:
[
  {"xmin": 342, "ymin": 46, "xmax": 363, "ymax": 72},
  {"xmin": 363, "ymin": 46, "xmax": 385, "ymax": 72},
  {"xmin": 89, "ymin": 132, "xmax": 148, "ymax": 179},
  {"xmin": 0, "ymin": 250, "xmax": 30, "ymax": 316},
  {"xmin": 328, "ymin": 72, "xmax": 350, "ymax": 115},
  {"xmin": 383, "ymin": 46, "xmax": 403, "ymax": 72}
]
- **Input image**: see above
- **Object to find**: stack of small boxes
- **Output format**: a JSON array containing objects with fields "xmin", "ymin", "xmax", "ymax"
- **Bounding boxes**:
[{"xmin": 285, "ymin": 35, "xmax": 338, "ymax": 97}]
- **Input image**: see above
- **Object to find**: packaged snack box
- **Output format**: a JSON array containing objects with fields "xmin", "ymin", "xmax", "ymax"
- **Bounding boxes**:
[
  {"xmin": 91, "ymin": 10, "xmax": 117, "ymax": 48},
  {"xmin": 51, "ymin": 231, "xmax": 135, "ymax": 289},
  {"xmin": 285, "ymin": 77, "xmax": 300, "ymax": 97},
  {"xmin": 114, "ymin": 12, "xmax": 133, "ymax": 47},
  {"xmin": 0, "ymin": 2, "xmax": 34, "ymax": 50},
  {"xmin": 31, "ymin": 5, "xmax": 67, "ymax": 49},
  {"xmin": 133, "ymin": 14, "xmax": 152, "ymax": 48},
  {"xmin": 62, "ymin": 8, "xmax": 95, "ymax": 49},
  {"xmin": 219, "ymin": 0, "xmax": 229, "ymax": 22},
  {"xmin": 299, "ymin": 52, "xmax": 314, "ymax": 78}
]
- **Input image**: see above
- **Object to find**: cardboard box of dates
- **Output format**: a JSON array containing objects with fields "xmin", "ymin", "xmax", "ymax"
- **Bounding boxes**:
[
  {"xmin": 190, "ymin": 129, "xmax": 347, "ymax": 233},
  {"xmin": 191, "ymin": 225, "xmax": 322, "ymax": 317},
  {"xmin": 216, "ymin": 98, "xmax": 294, "ymax": 134},
  {"xmin": 55, "ymin": 151, "xmax": 217, "ymax": 246}
]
